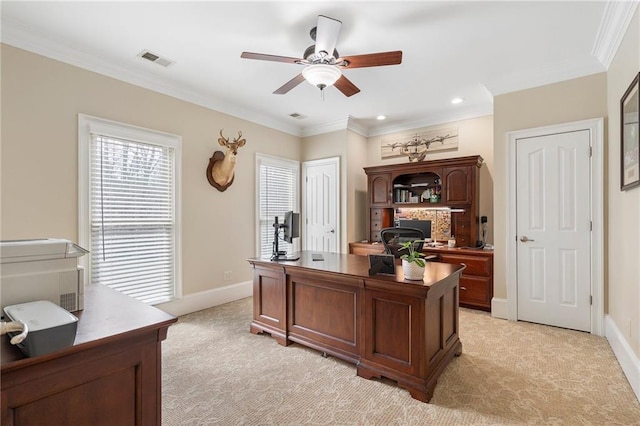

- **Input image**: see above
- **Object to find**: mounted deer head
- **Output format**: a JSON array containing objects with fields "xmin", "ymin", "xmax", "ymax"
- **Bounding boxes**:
[{"xmin": 207, "ymin": 130, "xmax": 246, "ymax": 191}]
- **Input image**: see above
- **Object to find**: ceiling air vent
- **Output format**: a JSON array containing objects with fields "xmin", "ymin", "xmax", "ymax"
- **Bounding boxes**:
[
  {"xmin": 289, "ymin": 113, "xmax": 306, "ymax": 120},
  {"xmin": 138, "ymin": 50, "xmax": 175, "ymax": 68}
]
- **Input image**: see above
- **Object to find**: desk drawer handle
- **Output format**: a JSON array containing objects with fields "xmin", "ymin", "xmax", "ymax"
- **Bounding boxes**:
[{"xmin": 460, "ymin": 286, "xmax": 467, "ymax": 291}]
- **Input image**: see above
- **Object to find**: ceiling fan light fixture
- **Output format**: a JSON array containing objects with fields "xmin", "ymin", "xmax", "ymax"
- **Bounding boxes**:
[{"xmin": 302, "ymin": 64, "xmax": 342, "ymax": 90}]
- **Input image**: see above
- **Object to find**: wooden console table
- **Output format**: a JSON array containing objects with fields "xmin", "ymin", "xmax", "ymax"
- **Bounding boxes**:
[
  {"xmin": 248, "ymin": 251, "xmax": 464, "ymax": 403},
  {"xmin": 1, "ymin": 284, "xmax": 177, "ymax": 426}
]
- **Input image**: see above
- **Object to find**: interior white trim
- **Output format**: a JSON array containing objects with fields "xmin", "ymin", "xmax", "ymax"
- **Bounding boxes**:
[
  {"xmin": 4, "ymin": 23, "xmax": 302, "ymax": 138},
  {"xmin": 506, "ymin": 118, "xmax": 604, "ymax": 336},
  {"xmin": 157, "ymin": 281, "xmax": 252, "ymax": 317},
  {"xmin": 367, "ymin": 106, "xmax": 494, "ymax": 137},
  {"xmin": 78, "ymin": 114, "xmax": 183, "ymax": 301},
  {"xmin": 490, "ymin": 297, "xmax": 508, "ymax": 320},
  {"xmin": 483, "ymin": 57, "xmax": 605, "ymax": 97},
  {"xmin": 592, "ymin": 1, "xmax": 639, "ymax": 69},
  {"xmin": 605, "ymin": 315, "xmax": 640, "ymax": 401}
]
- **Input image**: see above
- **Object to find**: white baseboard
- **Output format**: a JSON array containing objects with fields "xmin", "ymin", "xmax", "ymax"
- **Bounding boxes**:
[
  {"xmin": 491, "ymin": 297, "xmax": 508, "ymax": 319},
  {"xmin": 157, "ymin": 281, "xmax": 252, "ymax": 317},
  {"xmin": 605, "ymin": 314, "xmax": 640, "ymax": 402}
]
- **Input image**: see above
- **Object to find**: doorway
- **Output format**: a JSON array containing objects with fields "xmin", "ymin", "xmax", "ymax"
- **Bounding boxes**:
[
  {"xmin": 506, "ymin": 118, "xmax": 603, "ymax": 335},
  {"xmin": 302, "ymin": 157, "xmax": 340, "ymax": 253}
]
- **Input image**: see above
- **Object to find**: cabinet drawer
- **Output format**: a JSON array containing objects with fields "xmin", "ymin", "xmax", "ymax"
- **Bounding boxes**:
[
  {"xmin": 370, "ymin": 209, "xmax": 383, "ymax": 220},
  {"xmin": 350, "ymin": 243, "xmax": 385, "ymax": 256},
  {"xmin": 459, "ymin": 275, "xmax": 491, "ymax": 305},
  {"xmin": 437, "ymin": 254, "xmax": 492, "ymax": 276},
  {"xmin": 371, "ymin": 221, "xmax": 384, "ymax": 235}
]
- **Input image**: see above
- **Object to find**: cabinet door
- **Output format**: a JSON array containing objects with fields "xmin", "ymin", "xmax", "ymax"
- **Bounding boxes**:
[
  {"xmin": 368, "ymin": 173, "xmax": 391, "ymax": 207},
  {"xmin": 443, "ymin": 166, "xmax": 471, "ymax": 205}
]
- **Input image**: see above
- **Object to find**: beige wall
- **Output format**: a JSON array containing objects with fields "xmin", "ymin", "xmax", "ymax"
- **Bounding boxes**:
[
  {"xmin": 366, "ymin": 115, "xmax": 495, "ymax": 244},
  {"xmin": 606, "ymin": 9, "xmax": 640, "ymax": 356},
  {"xmin": 492, "ymin": 72, "xmax": 608, "ymax": 303},
  {"xmin": 1, "ymin": 44, "xmax": 301, "ymax": 297},
  {"xmin": 346, "ymin": 129, "xmax": 369, "ymax": 244}
]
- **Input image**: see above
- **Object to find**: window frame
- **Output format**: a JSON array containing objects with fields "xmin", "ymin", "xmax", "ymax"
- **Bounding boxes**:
[
  {"xmin": 255, "ymin": 153, "xmax": 300, "ymax": 258},
  {"xmin": 78, "ymin": 114, "xmax": 182, "ymax": 303}
]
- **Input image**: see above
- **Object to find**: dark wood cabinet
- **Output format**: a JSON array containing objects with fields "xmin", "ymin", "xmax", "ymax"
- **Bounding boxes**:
[
  {"xmin": 1, "ymin": 285, "xmax": 177, "ymax": 426},
  {"xmin": 349, "ymin": 240, "xmax": 494, "ymax": 311},
  {"xmin": 364, "ymin": 156, "xmax": 483, "ymax": 247},
  {"xmin": 423, "ymin": 248, "xmax": 493, "ymax": 311}
]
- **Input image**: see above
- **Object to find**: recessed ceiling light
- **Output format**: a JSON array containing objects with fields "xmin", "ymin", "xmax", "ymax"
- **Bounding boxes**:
[
  {"xmin": 451, "ymin": 97, "xmax": 464, "ymax": 104},
  {"xmin": 376, "ymin": 115, "xmax": 386, "ymax": 120}
]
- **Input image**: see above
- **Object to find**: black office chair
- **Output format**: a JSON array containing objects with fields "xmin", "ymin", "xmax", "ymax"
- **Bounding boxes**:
[{"xmin": 380, "ymin": 227, "xmax": 425, "ymax": 258}]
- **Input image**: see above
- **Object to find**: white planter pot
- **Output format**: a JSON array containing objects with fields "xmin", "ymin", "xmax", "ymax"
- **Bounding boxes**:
[{"xmin": 402, "ymin": 259, "xmax": 425, "ymax": 281}]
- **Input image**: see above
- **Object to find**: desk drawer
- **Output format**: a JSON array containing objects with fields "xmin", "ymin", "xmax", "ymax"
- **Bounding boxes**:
[
  {"xmin": 459, "ymin": 275, "xmax": 491, "ymax": 305},
  {"xmin": 350, "ymin": 243, "xmax": 385, "ymax": 256},
  {"xmin": 437, "ymin": 253, "xmax": 491, "ymax": 277}
]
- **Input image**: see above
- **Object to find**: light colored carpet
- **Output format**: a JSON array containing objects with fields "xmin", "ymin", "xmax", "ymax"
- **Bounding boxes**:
[{"xmin": 162, "ymin": 297, "xmax": 640, "ymax": 425}]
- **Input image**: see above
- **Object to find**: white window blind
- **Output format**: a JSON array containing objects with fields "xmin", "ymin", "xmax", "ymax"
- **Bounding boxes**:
[
  {"xmin": 256, "ymin": 154, "xmax": 299, "ymax": 258},
  {"xmin": 79, "ymin": 115, "xmax": 181, "ymax": 305}
]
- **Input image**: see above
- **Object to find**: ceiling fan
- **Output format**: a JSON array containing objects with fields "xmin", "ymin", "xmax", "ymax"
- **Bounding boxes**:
[{"xmin": 241, "ymin": 15, "xmax": 403, "ymax": 97}]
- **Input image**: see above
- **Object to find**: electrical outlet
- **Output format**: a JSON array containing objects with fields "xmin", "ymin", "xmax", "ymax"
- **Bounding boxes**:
[{"xmin": 224, "ymin": 271, "xmax": 232, "ymax": 281}]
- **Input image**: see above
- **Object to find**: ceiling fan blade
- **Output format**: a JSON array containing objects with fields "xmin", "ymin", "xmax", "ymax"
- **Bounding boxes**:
[
  {"xmin": 339, "ymin": 51, "xmax": 403, "ymax": 68},
  {"xmin": 334, "ymin": 75, "xmax": 360, "ymax": 97},
  {"xmin": 314, "ymin": 15, "xmax": 342, "ymax": 58},
  {"xmin": 273, "ymin": 74, "xmax": 306, "ymax": 95},
  {"xmin": 241, "ymin": 52, "xmax": 302, "ymax": 64}
]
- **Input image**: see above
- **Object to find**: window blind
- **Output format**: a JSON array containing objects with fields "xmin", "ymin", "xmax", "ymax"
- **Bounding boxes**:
[
  {"xmin": 257, "ymin": 156, "xmax": 299, "ymax": 259},
  {"xmin": 90, "ymin": 134, "xmax": 176, "ymax": 304}
]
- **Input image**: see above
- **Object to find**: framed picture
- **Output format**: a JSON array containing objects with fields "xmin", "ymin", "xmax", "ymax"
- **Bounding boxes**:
[
  {"xmin": 368, "ymin": 254, "xmax": 396, "ymax": 276},
  {"xmin": 621, "ymin": 72, "xmax": 640, "ymax": 191}
]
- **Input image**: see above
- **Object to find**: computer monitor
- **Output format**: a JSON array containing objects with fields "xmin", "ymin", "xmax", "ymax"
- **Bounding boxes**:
[
  {"xmin": 398, "ymin": 219, "xmax": 432, "ymax": 241},
  {"xmin": 283, "ymin": 211, "xmax": 300, "ymax": 244}
]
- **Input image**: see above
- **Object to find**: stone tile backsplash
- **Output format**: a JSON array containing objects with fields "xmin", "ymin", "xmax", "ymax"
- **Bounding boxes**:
[{"xmin": 396, "ymin": 208, "xmax": 451, "ymax": 241}]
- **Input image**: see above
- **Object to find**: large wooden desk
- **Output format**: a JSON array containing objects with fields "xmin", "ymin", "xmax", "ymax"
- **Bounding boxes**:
[
  {"xmin": 248, "ymin": 251, "xmax": 464, "ymax": 403},
  {"xmin": 1, "ymin": 284, "xmax": 177, "ymax": 426},
  {"xmin": 350, "ymin": 242, "xmax": 494, "ymax": 311}
]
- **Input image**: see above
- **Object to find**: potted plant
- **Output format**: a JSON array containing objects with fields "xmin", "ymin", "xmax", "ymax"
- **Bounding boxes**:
[{"xmin": 399, "ymin": 240, "xmax": 426, "ymax": 280}]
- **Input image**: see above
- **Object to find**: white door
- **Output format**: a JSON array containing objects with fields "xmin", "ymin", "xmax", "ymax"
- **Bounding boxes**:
[
  {"xmin": 302, "ymin": 157, "xmax": 339, "ymax": 252},
  {"xmin": 516, "ymin": 130, "xmax": 591, "ymax": 331}
]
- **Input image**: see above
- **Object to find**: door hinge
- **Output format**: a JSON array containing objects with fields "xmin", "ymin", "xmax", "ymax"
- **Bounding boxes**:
[
  {"xmin": 589, "ymin": 146, "xmax": 593, "ymax": 157},
  {"xmin": 590, "ymin": 295, "xmax": 593, "ymax": 305},
  {"xmin": 590, "ymin": 221, "xmax": 593, "ymax": 231}
]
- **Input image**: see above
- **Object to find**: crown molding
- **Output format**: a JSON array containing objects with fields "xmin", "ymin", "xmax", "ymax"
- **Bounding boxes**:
[
  {"xmin": 300, "ymin": 116, "xmax": 370, "ymax": 138},
  {"xmin": 592, "ymin": 1, "xmax": 639, "ymax": 69},
  {"xmin": 346, "ymin": 117, "xmax": 368, "ymax": 137},
  {"xmin": 367, "ymin": 105, "xmax": 494, "ymax": 137},
  {"xmin": 483, "ymin": 54, "xmax": 605, "ymax": 96},
  {"xmin": 2, "ymin": 21, "xmax": 303, "ymax": 137}
]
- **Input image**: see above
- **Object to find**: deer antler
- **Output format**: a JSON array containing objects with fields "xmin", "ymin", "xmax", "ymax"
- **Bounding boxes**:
[
  {"xmin": 218, "ymin": 129, "xmax": 229, "ymax": 147},
  {"xmin": 233, "ymin": 131, "xmax": 246, "ymax": 147}
]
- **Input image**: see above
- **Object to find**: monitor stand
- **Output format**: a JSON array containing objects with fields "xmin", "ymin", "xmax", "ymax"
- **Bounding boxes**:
[{"xmin": 271, "ymin": 254, "xmax": 300, "ymax": 262}]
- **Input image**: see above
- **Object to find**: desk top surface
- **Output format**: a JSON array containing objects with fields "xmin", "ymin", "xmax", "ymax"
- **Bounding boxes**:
[
  {"xmin": 248, "ymin": 251, "xmax": 463, "ymax": 288},
  {"xmin": 1, "ymin": 284, "xmax": 177, "ymax": 368}
]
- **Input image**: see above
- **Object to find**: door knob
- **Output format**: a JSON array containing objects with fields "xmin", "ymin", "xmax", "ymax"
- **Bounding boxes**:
[
  {"xmin": 520, "ymin": 236, "xmax": 534, "ymax": 242},
  {"xmin": 327, "ymin": 229, "xmax": 335, "ymax": 234}
]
